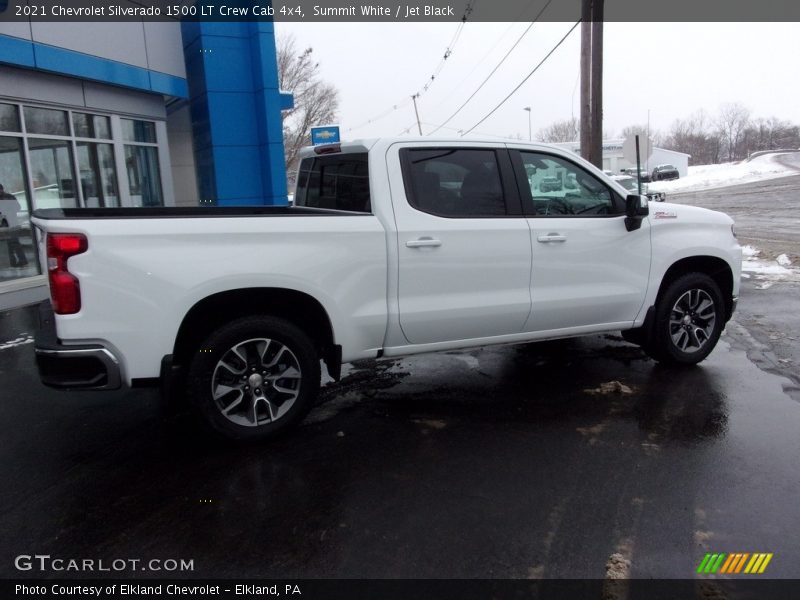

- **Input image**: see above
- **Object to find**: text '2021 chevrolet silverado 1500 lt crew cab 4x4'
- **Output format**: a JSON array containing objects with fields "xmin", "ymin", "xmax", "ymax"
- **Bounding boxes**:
[{"xmin": 32, "ymin": 138, "xmax": 742, "ymax": 441}]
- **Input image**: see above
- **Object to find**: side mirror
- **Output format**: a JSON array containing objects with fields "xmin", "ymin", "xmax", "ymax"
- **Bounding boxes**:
[
  {"xmin": 625, "ymin": 194, "xmax": 649, "ymax": 231},
  {"xmin": 626, "ymin": 194, "xmax": 649, "ymax": 217}
]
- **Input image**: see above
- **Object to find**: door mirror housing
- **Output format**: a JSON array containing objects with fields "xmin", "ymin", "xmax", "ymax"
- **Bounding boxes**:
[
  {"xmin": 626, "ymin": 194, "xmax": 649, "ymax": 217},
  {"xmin": 625, "ymin": 194, "xmax": 649, "ymax": 231}
]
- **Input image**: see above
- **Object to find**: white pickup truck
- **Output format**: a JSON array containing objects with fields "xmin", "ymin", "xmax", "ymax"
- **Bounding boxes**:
[{"xmin": 32, "ymin": 138, "xmax": 742, "ymax": 441}]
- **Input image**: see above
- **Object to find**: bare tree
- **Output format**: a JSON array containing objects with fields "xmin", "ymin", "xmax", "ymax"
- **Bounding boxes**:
[
  {"xmin": 739, "ymin": 117, "xmax": 800, "ymax": 158},
  {"xmin": 278, "ymin": 35, "xmax": 339, "ymax": 180},
  {"xmin": 716, "ymin": 102, "xmax": 751, "ymax": 162},
  {"xmin": 662, "ymin": 110, "xmax": 720, "ymax": 165},
  {"xmin": 662, "ymin": 104, "xmax": 800, "ymax": 165},
  {"xmin": 620, "ymin": 124, "xmax": 661, "ymax": 146},
  {"xmin": 535, "ymin": 117, "xmax": 579, "ymax": 143}
]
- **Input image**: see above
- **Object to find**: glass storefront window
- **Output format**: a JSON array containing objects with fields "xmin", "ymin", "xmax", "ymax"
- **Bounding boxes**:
[
  {"xmin": 0, "ymin": 136, "xmax": 41, "ymax": 281},
  {"xmin": 0, "ymin": 104, "xmax": 20, "ymax": 132},
  {"xmin": 73, "ymin": 113, "xmax": 111, "ymax": 140},
  {"xmin": 77, "ymin": 143, "xmax": 119, "ymax": 208},
  {"xmin": 24, "ymin": 106, "xmax": 70, "ymax": 136},
  {"xmin": 0, "ymin": 104, "xmax": 167, "ymax": 287},
  {"xmin": 121, "ymin": 118, "xmax": 157, "ymax": 143},
  {"xmin": 125, "ymin": 145, "xmax": 162, "ymax": 206},
  {"xmin": 28, "ymin": 138, "xmax": 78, "ymax": 209}
]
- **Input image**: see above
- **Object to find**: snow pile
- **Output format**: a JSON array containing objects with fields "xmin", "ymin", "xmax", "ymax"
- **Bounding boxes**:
[
  {"xmin": 649, "ymin": 153, "xmax": 796, "ymax": 194},
  {"xmin": 741, "ymin": 245, "xmax": 799, "ymax": 288}
]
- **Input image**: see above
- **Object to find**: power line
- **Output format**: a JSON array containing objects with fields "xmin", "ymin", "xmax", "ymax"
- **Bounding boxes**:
[
  {"xmin": 413, "ymin": 0, "xmax": 477, "ymax": 96},
  {"xmin": 347, "ymin": 97, "xmax": 413, "ymax": 133},
  {"xmin": 426, "ymin": 0, "xmax": 554, "ymax": 136},
  {"xmin": 425, "ymin": 1, "xmax": 538, "ymax": 114},
  {"xmin": 461, "ymin": 20, "xmax": 581, "ymax": 136},
  {"xmin": 348, "ymin": 0, "xmax": 476, "ymax": 133},
  {"xmin": 420, "ymin": 121, "xmax": 526, "ymax": 140}
]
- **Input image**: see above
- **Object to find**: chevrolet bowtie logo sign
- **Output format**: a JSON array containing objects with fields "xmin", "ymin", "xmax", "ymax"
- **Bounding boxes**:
[
  {"xmin": 697, "ymin": 552, "xmax": 773, "ymax": 575},
  {"xmin": 310, "ymin": 126, "xmax": 341, "ymax": 146}
]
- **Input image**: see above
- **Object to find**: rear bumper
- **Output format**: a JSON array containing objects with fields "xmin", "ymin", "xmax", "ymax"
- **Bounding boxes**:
[{"xmin": 34, "ymin": 301, "xmax": 122, "ymax": 390}]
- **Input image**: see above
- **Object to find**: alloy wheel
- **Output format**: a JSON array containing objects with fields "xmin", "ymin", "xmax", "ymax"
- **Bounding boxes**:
[
  {"xmin": 669, "ymin": 289, "xmax": 717, "ymax": 353},
  {"xmin": 211, "ymin": 338, "xmax": 302, "ymax": 427}
]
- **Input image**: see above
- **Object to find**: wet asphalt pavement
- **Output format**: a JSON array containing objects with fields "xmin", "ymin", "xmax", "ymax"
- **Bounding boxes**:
[{"xmin": 2, "ymin": 173, "xmax": 800, "ymax": 582}]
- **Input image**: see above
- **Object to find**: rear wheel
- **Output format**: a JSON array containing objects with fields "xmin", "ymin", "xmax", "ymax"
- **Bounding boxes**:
[
  {"xmin": 644, "ymin": 273, "xmax": 725, "ymax": 365},
  {"xmin": 187, "ymin": 316, "xmax": 320, "ymax": 441}
]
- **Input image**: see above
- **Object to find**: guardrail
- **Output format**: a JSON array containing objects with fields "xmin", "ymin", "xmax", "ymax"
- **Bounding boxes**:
[{"xmin": 746, "ymin": 149, "xmax": 800, "ymax": 161}]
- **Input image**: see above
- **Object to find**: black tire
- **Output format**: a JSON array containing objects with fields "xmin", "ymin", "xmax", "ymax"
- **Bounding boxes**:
[
  {"xmin": 644, "ymin": 272, "xmax": 725, "ymax": 365},
  {"xmin": 187, "ymin": 316, "xmax": 320, "ymax": 441}
]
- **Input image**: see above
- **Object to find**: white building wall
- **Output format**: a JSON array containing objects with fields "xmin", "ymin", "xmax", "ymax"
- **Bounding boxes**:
[
  {"xmin": 0, "ymin": 66, "xmax": 166, "ymax": 118},
  {"xmin": 167, "ymin": 104, "xmax": 200, "ymax": 206},
  {"xmin": 0, "ymin": 10, "xmax": 186, "ymax": 79},
  {"xmin": 647, "ymin": 148, "xmax": 690, "ymax": 177}
]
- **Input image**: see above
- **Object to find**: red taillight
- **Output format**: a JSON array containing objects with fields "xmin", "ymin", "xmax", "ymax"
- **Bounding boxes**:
[{"xmin": 47, "ymin": 233, "xmax": 88, "ymax": 315}]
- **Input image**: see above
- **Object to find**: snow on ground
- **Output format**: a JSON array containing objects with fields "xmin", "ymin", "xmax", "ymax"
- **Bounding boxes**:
[
  {"xmin": 740, "ymin": 245, "xmax": 800, "ymax": 289},
  {"xmin": 648, "ymin": 153, "xmax": 797, "ymax": 194}
]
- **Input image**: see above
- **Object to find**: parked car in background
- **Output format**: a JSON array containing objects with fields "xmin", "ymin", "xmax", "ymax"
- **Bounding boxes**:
[
  {"xmin": 539, "ymin": 176, "xmax": 562, "ymax": 192},
  {"xmin": 621, "ymin": 167, "xmax": 651, "ymax": 183},
  {"xmin": 610, "ymin": 175, "xmax": 666, "ymax": 202},
  {"xmin": 651, "ymin": 164, "xmax": 680, "ymax": 181}
]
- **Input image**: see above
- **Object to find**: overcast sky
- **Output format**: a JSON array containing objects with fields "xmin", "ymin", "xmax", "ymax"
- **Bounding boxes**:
[{"xmin": 275, "ymin": 22, "xmax": 799, "ymax": 142}]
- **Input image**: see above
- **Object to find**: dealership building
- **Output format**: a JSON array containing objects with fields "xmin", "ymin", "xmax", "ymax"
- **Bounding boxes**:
[
  {"xmin": 0, "ymin": 13, "xmax": 291, "ymax": 308},
  {"xmin": 556, "ymin": 139, "xmax": 691, "ymax": 178}
]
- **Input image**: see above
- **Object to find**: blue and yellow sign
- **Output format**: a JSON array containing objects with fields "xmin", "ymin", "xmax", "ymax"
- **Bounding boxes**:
[{"xmin": 311, "ymin": 126, "xmax": 340, "ymax": 145}]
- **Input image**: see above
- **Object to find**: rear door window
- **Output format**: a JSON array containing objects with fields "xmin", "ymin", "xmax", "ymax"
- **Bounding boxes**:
[
  {"xmin": 295, "ymin": 154, "xmax": 371, "ymax": 212},
  {"xmin": 400, "ymin": 148, "xmax": 508, "ymax": 217}
]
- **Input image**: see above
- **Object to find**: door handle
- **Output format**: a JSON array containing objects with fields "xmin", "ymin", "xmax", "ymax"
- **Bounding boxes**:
[
  {"xmin": 406, "ymin": 237, "xmax": 442, "ymax": 248},
  {"xmin": 537, "ymin": 233, "xmax": 567, "ymax": 243}
]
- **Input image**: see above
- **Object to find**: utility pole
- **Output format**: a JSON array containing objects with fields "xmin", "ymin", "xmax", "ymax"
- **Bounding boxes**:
[
  {"xmin": 579, "ymin": 0, "xmax": 591, "ymax": 162},
  {"xmin": 411, "ymin": 94, "xmax": 423, "ymax": 136},
  {"xmin": 579, "ymin": 0, "xmax": 603, "ymax": 168},
  {"xmin": 590, "ymin": 0, "xmax": 603, "ymax": 168}
]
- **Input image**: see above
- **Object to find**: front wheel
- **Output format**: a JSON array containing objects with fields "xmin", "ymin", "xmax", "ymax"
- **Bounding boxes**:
[
  {"xmin": 187, "ymin": 316, "xmax": 320, "ymax": 441},
  {"xmin": 644, "ymin": 273, "xmax": 725, "ymax": 365}
]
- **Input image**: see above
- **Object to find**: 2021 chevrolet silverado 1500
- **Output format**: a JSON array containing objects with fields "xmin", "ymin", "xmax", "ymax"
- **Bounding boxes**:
[{"xmin": 32, "ymin": 138, "xmax": 742, "ymax": 441}]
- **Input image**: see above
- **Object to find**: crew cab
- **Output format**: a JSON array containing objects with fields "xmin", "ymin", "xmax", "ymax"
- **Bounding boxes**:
[{"xmin": 32, "ymin": 138, "xmax": 742, "ymax": 441}]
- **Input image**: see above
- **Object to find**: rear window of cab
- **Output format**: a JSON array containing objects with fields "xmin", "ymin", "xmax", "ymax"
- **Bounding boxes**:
[{"xmin": 295, "ymin": 154, "xmax": 371, "ymax": 213}]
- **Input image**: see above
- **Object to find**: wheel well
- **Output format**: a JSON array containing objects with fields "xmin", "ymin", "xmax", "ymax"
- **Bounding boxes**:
[
  {"xmin": 657, "ymin": 256, "xmax": 735, "ymax": 319},
  {"xmin": 173, "ymin": 288, "xmax": 336, "ymax": 369}
]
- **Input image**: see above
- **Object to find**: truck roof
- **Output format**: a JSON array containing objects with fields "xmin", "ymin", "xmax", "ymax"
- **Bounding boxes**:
[{"xmin": 297, "ymin": 137, "xmax": 580, "ymax": 160}]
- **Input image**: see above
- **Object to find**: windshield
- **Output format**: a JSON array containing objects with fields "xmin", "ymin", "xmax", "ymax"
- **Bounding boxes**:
[{"xmin": 617, "ymin": 178, "xmax": 638, "ymax": 191}]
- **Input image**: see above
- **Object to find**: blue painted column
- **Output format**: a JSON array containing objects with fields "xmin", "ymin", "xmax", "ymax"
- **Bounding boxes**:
[{"xmin": 182, "ymin": 13, "xmax": 293, "ymax": 206}]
